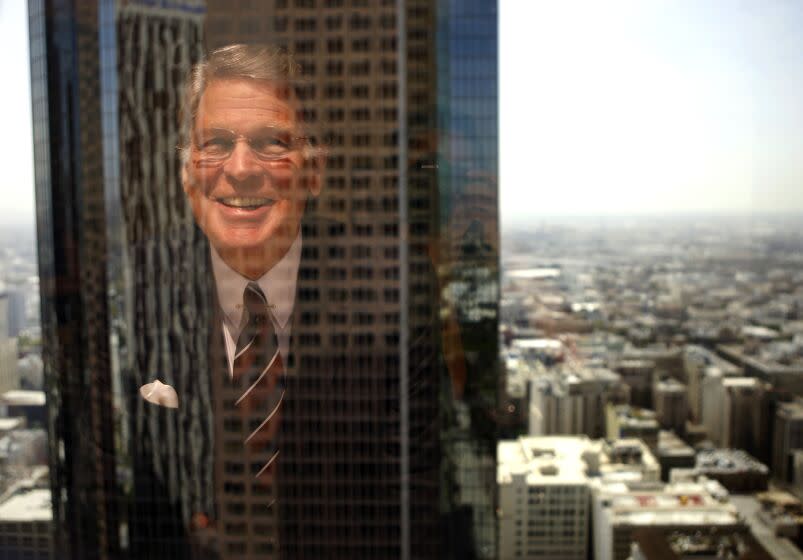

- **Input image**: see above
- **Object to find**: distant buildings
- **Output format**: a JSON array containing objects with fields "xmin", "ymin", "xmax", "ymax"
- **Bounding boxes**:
[
  {"xmin": 701, "ymin": 374, "xmax": 770, "ymax": 461},
  {"xmin": 612, "ymin": 360, "xmax": 655, "ymax": 409},
  {"xmin": 528, "ymin": 367, "xmax": 628, "ymax": 438},
  {"xmin": 688, "ymin": 449, "xmax": 769, "ymax": 493},
  {"xmin": 0, "ymin": 293, "xmax": 17, "ymax": 395},
  {"xmin": 607, "ymin": 405, "xmax": 660, "ymax": 450},
  {"xmin": 773, "ymin": 399, "xmax": 803, "ymax": 486},
  {"xmin": 655, "ymin": 431, "xmax": 695, "ymax": 482},
  {"xmin": 653, "ymin": 378, "xmax": 687, "ymax": 436},
  {"xmin": 683, "ymin": 345, "xmax": 742, "ymax": 425}
]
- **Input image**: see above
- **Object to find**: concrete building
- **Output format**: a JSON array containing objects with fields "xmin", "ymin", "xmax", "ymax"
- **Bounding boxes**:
[
  {"xmin": 607, "ymin": 405, "xmax": 660, "ymax": 450},
  {"xmin": 0, "ymin": 487, "xmax": 52, "ymax": 560},
  {"xmin": 655, "ymin": 431, "xmax": 695, "ymax": 482},
  {"xmin": 683, "ymin": 345, "xmax": 742, "ymax": 424},
  {"xmin": 0, "ymin": 293, "xmax": 17, "ymax": 395},
  {"xmin": 498, "ymin": 437, "xmax": 591, "ymax": 560},
  {"xmin": 689, "ymin": 449, "xmax": 769, "ymax": 493},
  {"xmin": 588, "ymin": 439, "xmax": 661, "ymax": 484},
  {"xmin": 593, "ymin": 477, "xmax": 744, "ymax": 560},
  {"xmin": 702, "ymin": 375, "xmax": 770, "ymax": 459},
  {"xmin": 721, "ymin": 378, "xmax": 771, "ymax": 461},
  {"xmin": 773, "ymin": 399, "xmax": 803, "ymax": 485},
  {"xmin": 529, "ymin": 367, "xmax": 628, "ymax": 438},
  {"xmin": 628, "ymin": 527, "xmax": 772, "ymax": 560},
  {"xmin": 0, "ymin": 391, "xmax": 46, "ymax": 427},
  {"xmin": 498, "ymin": 435, "xmax": 660, "ymax": 560},
  {"xmin": 653, "ymin": 378, "xmax": 687, "ymax": 435},
  {"xmin": 613, "ymin": 360, "xmax": 656, "ymax": 409}
]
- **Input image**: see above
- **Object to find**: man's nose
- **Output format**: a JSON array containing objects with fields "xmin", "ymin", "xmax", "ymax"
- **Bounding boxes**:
[{"xmin": 224, "ymin": 139, "xmax": 263, "ymax": 184}]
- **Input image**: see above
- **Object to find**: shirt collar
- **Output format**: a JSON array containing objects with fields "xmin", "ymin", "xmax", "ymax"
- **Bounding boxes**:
[{"xmin": 210, "ymin": 233, "xmax": 302, "ymax": 330}]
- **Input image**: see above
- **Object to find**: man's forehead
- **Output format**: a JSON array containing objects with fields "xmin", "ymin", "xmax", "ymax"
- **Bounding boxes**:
[{"xmin": 196, "ymin": 77, "xmax": 296, "ymax": 129}]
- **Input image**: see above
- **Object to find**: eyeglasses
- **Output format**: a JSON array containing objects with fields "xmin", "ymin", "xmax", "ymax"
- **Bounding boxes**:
[{"xmin": 193, "ymin": 126, "xmax": 312, "ymax": 166}]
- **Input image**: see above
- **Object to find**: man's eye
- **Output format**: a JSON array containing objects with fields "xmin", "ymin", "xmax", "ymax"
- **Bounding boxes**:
[
  {"xmin": 251, "ymin": 135, "xmax": 291, "ymax": 154},
  {"xmin": 201, "ymin": 137, "xmax": 233, "ymax": 152}
]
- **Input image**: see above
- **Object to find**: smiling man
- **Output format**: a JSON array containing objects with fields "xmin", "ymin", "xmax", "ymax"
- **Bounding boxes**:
[
  {"xmin": 175, "ymin": 44, "xmax": 322, "ymax": 557},
  {"xmin": 182, "ymin": 44, "xmax": 320, "ymax": 377}
]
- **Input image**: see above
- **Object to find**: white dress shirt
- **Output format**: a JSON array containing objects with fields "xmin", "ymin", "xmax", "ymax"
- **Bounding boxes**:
[{"xmin": 210, "ymin": 234, "xmax": 302, "ymax": 377}]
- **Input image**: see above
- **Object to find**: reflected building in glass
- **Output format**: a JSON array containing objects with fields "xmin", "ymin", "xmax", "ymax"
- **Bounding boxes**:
[{"xmin": 28, "ymin": 0, "xmax": 498, "ymax": 558}]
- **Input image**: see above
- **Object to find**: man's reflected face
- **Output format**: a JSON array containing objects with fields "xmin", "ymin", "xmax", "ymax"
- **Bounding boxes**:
[{"xmin": 184, "ymin": 78, "xmax": 315, "ymax": 278}]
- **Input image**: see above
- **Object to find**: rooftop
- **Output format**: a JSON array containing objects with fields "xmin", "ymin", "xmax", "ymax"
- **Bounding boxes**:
[
  {"xmin": 0, "ymin": 489, "xmax": 52, "ymax": 522},
  {"xmin": 498, "ymin": 436, "xmax": 590, "ymax": 486},
  {"xmin": 598, "ymin": 478, "xmax": 740, "ymax": 528},
  {"xmin": 696, "ymin": 449, "xmax": 768, "ymax": 474},
  {"xmin": 1, "ymin": 390, "xmax": 46, "ymax": 406},
  {"xmin": 0, "ymin": 417, "xmax": 25, "ymax": 431}
]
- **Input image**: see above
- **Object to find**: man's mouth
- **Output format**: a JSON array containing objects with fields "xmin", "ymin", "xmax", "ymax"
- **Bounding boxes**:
[{"xmin": 214, "ymin": 196, "xmax": 276, "ymax": 210}]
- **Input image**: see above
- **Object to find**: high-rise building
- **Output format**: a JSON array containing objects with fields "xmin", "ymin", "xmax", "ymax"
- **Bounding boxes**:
[
  {"xmin": 528, "ymin": 367, "xmax": 628, "ymax": 438},
  {"xmin": 29, "ymin": 1, "xmax": 499, "ymax": 559},
  {"xmin": 653, "ymin": 378, "xmax": 687, "ymax": 436},
  {"xmin": 0, "ymin": 292, "xmax": 18, "ymax": 394},
  {"xmin": 773, "ymin": 399, "xmax": 803, "ymax": 485}
]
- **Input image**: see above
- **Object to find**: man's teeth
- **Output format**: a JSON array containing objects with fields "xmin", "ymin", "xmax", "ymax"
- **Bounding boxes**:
[{"xmin": 217, "ymin": 197, "xmax": 275, "ymax": 208}]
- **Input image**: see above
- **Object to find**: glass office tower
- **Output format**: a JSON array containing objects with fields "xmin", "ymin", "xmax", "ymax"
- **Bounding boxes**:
[{"xmin": 29, "ymin": 0, "xmax": 498, "ymax": 558}]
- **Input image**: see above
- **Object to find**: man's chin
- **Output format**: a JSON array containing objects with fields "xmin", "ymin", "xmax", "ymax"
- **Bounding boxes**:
[{"xmin": 211, "ymin": 236, "xmax": 294, "ymax": 278}]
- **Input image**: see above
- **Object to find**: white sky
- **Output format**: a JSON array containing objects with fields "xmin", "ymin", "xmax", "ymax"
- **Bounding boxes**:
[
  {"xmin": 500, "ymin": 0, "xmax": 803, "ymax": 221},
  {"xmin": 1, "ymin": 1, "xmax": 802, "ymax": 226},
  {"xmin": 0, "ymin": 0, "xmax": 34, "ymax": 226}
]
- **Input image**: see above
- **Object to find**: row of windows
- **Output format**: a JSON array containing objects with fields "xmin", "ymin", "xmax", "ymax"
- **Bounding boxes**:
[
  {"xmin": 300, "ymin": 265, "xmax": 401, "ymax": 282},
  {"xmin": 275, "ymin": 0, "xmax": 426, "ymax": 15},
  {"xmin": 324, "ymin": 175, "xmax": 400, "ymax": 190},
  {"xmin": 0, "ymin": 523, "xmax": 48, "ymax": 534},
  {"xmin": 305, "ymin": 312, "xmax": 399, "ymax": 325},
  {"xmin": 226, "ymin": 541, "xmax": 275, "ymax": 555},
  {"xmin": 273, "ymin": 13, "xmax": 397, "ymax": 33},
  {"xmin": 304, "ymin": 83, "xmax": 399, "ymax": 101}
]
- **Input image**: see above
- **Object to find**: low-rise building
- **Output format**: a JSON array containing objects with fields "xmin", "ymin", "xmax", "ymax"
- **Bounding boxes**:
[
  {"xmin": 0, "ymin": 390, "xmax": 46, "ymax": 427},
  {"xmin": 687, "ymin": 449, "xmax": 769, "ymax": 493},
  {"xmin": 628, "ymin": 527, "xmax": 772, "ymax": 560},
  {"xmin": 607, "ymin": 405, "xmax": 660, "ymax": 450},
  {"xmin": 655, "ymin": 431, "xmax": 695, "ymax": 482},
  {"xmin": 0, "ymin": 487, "xmax": 52, "ymax": 559},
  {"xmin": 593, "ymin": 477, "xmax": 743, "ymax": 560}
]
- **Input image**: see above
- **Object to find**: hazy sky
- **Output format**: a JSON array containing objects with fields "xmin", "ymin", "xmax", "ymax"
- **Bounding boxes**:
[
  {"xmin": 1, "ymin": 1, "xmax": 802, "ymax": 226},
  {"xmin": 0, "ymin": 0, "xmax": 34, "ymax": 225},
  {"xmin": 501, "ymin": 0, "xmax": 803, "ymax": 221}
]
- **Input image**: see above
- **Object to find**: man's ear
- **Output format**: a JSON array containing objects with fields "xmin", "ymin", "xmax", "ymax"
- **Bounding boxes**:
[{"xmin": 181, "ymin": 158, "xmax": 193, "ymax": 194}]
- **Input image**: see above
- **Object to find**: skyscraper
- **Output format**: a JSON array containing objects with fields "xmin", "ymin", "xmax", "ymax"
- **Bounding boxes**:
[{"xmin": 29, "ymin": 0, "xmax": 499, "ymax": 558}]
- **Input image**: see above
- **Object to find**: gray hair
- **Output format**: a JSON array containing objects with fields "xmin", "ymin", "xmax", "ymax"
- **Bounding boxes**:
[{"xmin": 179, "ymin": 44, "xmax": 305, "ymax": 163}]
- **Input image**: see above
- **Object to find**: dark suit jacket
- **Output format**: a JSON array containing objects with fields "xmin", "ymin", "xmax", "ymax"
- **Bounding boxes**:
[{"xmin": 125, "ymin": 213, "xmax": 444, "ymax": 559}]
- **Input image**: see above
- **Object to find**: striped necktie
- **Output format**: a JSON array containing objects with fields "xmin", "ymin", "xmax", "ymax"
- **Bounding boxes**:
[{"xmin": 233, "ymin": 281, "xmax": 284, "ymax": 483}]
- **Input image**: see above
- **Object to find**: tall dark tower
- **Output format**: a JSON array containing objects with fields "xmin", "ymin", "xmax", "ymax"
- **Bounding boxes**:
[
  {"xmin": 28, "ymin": 0, "xmax": 118, "ymax": 558},
  {"xmin": 436, "ymin": 0, "xmax": 500, "ymax": 557},
  {"xmin": 29, "ymin": 0, "xmax": 499, "ymax": 558}
]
